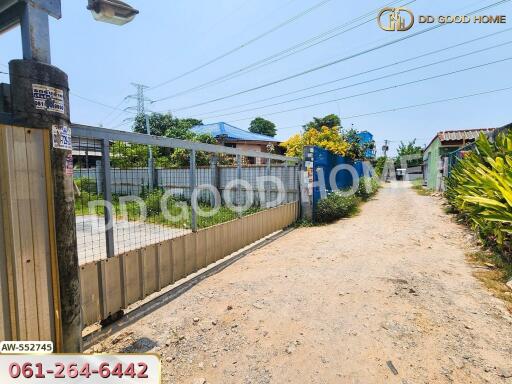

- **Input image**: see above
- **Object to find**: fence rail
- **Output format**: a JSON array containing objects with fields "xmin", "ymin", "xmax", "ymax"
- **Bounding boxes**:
[
  {"xmin": 80, "ymin": 202, "xmax": 299, "ymax": 327},
  {"xmin": 72, "ymin": 125, "xmax": 300, "ymax": 255},
  {"xmin": 71, "ymin": 124, "xmax": 302, "ymax": 326}
]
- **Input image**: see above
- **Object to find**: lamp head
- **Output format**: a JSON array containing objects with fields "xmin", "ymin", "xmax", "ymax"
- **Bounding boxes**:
[{"xmin": 87, "ymin": 0, "xmax": 138, "ymax": 25}]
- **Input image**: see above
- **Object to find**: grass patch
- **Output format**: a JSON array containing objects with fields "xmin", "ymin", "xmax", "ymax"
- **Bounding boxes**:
[
  {"xmin": 411, "ymin": 180, "xmax": 431, "ymax": 196},
  {"xmin": 315, "ymin": 193, "xmax": 360, "ymax": 224},
  {"xmin": 293, "ymin": 218, "xmax": 315, "ymax": 228},
  {"xmin": 467, "ymin": 250, "xmax": 512, "ymax": 312},
  {"xmin": 75, "ymin": 191, "xmax": 261, "ymax": 230}
]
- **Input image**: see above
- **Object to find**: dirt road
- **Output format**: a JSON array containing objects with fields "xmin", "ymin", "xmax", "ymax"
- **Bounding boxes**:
[{"xmin": 99, "ymin": 182, "xmax": 512, "ymax": 383}]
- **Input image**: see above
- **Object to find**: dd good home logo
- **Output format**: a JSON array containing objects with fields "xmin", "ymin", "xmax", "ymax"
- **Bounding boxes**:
[{"xmin": 378, "ymin": 7, "xmax": 414, "ymax": 31}]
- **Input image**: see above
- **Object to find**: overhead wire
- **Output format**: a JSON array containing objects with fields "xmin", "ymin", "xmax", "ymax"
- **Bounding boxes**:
[
  {"xmin": 149, "ymin": 0, "xmax": 411, "ymax": 99},
  {"xmin": 197, "ymin": 41, "xmax": 512, "ymax": 119},
  {"xmin": 185, "ymin": 28, "xmax": 512, "ymax": 115},
  {"xmin": 153, "ymin": 0, "xmax": 512, "ymax": 108},
  {"xmin": 225, "ymin": 85, "xmax": 512, "ymax": 126},
  {"xmin": 149, "ymin": 0, "xmax": 335, "ymax": 90},
  {"xmin": 218, "ymin": 56, "xmax": 512, "ymax": 122}
]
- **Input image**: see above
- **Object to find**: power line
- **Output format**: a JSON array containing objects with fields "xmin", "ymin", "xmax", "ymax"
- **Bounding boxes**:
[
  {"xmin": 226, "ymin": 85, "xmax": 512, "ymax": 126},
  {"xmin": 198, "ymin": 41, "xmax": 512, "ymax": 119},
  {"xmin": 153, "ymin": 0, "xmax": 512, "ymax": 107},
  {"xmin": 149, "ymin": 0, "xmax": 334, "ymax": 90},
  {"xmin": 99, "ymin": 96, "xmax": 129, "ymax": 126},
  {"xmin": 187, "ymin": 28, "xmax": 512, "ymax": 115},
  {"xmin": 149, "ymin": 0, "xmax": 410, "ymax": 99},
  {"xmin": 339, "ymin": 86, "xmax": 512, "ymax": 121},
  {"xmin": 220, "ymin": 56, "xmax": 512, "ymax": 122},
  {"xmin": 70, "ymin": 92, "xmax": 137, "ymax": 115}
]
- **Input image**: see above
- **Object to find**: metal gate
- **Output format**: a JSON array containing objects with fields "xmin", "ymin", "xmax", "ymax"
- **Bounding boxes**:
[{"xmin": 71, "ymin": 125, "xmax": 301, "ymax": 327}]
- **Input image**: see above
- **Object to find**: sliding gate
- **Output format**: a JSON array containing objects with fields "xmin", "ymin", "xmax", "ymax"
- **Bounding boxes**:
[{"xmin": 71, "ymin": 125, "xmax": 301, "ymax": 327}]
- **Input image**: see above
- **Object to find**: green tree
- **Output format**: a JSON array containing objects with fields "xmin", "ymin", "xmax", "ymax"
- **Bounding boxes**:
[
  {"xmin": 303, "ymin": 114, "xmax": 341, "ymax": 131},
  {"xmin": 249, "ymin": 117, "xmax": 277, "ymax": 137},
  {"xmin": 128, "ymin": 112, "xmax": 215, "ymax": 168},
  {"xmin": 396, "ymin": 139, "xmax": 423, "ymax": 168},
  {"xmin": 373, "ymin": 156, "xmax": 387, "ymax": 176},
  {"xmin": 133, "ymin": 113, "xmax": 202, "ymax": 139},
  {"xmin": 341, "ymin": 128, "xmax": 375, "ymax": 160}
]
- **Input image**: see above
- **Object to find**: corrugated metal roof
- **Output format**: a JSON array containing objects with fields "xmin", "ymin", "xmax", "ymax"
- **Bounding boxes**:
[
  {"xmin": 191, "ymin": 122, "xmax": 277, "ymax": 142},
  {"xmin": 438, "ymin": 128, "xmax": 495, "ymax": 143}
]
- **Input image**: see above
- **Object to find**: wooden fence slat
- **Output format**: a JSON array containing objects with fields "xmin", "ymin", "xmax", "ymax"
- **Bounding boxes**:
[
  {"xmin": 124, "ymin": 250, "xmax": 143, "ymax": 306},
  {"xmin": 143, "ymin": 246, "xmax": 159, "ymax": 297},
  {"xmin": 103, "ymin": 257, "xmax": 123, "ymax": 317},
  {"xmin": 184, "ymin": 233, "xmax": 197, "ymax": 276},
  {"xmin": 12, "ymin": 127, "xmax": 39, "ymax": 340},
  {"xmin": 214, "ymin": 224, "xmax": 224, "ymax": 262},
  {"xmin": 80, "ymin": 262, "xmax": 101, "ymax": 327},
  {"xmin": 25, "ymin": 129, "xmax": 55, "ymax": 341},
  {"xmin": 196, "ymin": 230, "xmax": 207, "ymax": 271},
  {"xmin": 159, "ymin": 241, "xmax": 173, "ymax": 288},
  {"xmin": 172, "ymin": 237, "xmax": 186, "ymax": 282}
]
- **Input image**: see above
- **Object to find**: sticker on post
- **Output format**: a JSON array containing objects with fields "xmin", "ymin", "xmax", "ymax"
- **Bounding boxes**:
[
  {"xmin": 65, "ymin": 153, "xmax": 74, "ymax": 176},
  {"xmin": 52, "ymin": 125, "xmax": 72, "ymax": 151},
  {"xmin": 32, "ymin": 84, "xmax": 65, "ymax": 114}
]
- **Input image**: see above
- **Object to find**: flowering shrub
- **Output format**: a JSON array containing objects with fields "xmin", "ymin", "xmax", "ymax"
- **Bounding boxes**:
[{"xmin": 280, "ymin": 126, "xmax": 349, "ymax": 158}]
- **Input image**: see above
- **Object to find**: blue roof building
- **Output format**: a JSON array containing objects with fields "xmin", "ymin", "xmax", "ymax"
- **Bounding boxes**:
[
  {"xmin": 191, "ymin": 122, "xmax": 278, "ymax": 143},
  {"xmin": 191, "ymin": 122, "xmax": 280, "ymax": 163}
]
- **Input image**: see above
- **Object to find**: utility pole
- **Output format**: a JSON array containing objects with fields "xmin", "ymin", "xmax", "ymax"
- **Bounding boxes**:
[
  {"xmin": 128, "ymin": 83, "xmax": 154, "ymax": 191},
  {"xmin": 382, "ymin": 139, "xmax": 389, "ymax": 158},
  {"xmin": 0, "ymin": 0, "xmax": 139, "ymax": 352},
  {"xmin": 1, "ymin": 0, "xmax": 82, "ymax": 352}
]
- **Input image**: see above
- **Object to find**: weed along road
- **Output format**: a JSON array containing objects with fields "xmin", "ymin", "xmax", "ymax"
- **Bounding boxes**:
[{"xmin": 96, "ymin": 182, "xmax": 512, "ymax": 384}]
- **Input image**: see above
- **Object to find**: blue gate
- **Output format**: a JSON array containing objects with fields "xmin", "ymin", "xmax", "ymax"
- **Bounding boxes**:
[{"xmin": 304, "ymin": 146, "xmax": 367, "ymax": 211}]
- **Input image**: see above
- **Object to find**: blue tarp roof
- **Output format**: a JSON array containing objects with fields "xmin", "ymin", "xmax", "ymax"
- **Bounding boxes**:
[{"xmin": 191, "ymin": 122, "xmax": 277, "ymax": 142}]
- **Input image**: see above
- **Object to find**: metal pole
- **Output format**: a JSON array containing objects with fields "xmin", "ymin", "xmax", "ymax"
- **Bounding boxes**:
[
  {"xmin": 101, "ymin": 139, "xmax": 115, "ymax": 258},
  {"xmin": 237, "ymin": 154, "xmax": 242, "ymax": 218},
  {"xmin": 210, "ymin": 154, "xmax": 219, "ymax": 204},
  {"xmin": 145, "ymin": 113, "xmax": 154, "ymax": 191},
  {"xmin": 19, "ymin": 1, "xmax": 52, "ymax": 63},
  {"xmin": 189, "ymin": 150, "xmax": 197, "ymax": 232},
  {"xmin": 266, "ymin": 158, "xmax": 271, "ymax": 208}
]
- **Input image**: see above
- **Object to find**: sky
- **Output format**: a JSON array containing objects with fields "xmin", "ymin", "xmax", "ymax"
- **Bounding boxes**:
[{"xmin": 1, "ymin": 0, "xmax": 511, "ymax": 155}]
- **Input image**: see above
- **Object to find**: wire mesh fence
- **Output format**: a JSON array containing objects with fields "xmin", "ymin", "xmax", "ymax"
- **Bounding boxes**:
[{"xmin": 72, "ymin": 125, "xmax": 300, "ymax": 265}]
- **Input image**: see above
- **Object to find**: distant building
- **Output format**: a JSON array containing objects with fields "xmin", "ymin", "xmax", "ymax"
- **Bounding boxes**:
[
  {"xmin": 423, "ymin": 128, "xmax": 495, "ymax": 191},
  {"xmin": 191, "ymin": 122, "xmax": 280, "ymax": 164},
  {"xmin": 356, "ymin": 131, "xmax": 376, "ymax": 159}
]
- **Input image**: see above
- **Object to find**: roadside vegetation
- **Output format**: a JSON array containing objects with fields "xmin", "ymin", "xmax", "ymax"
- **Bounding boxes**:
[
  {"xmin": 411, "ymin": 179, "xmax": 431, "ymax": 196},
  {"xmin": 315, "ymin": 176, "xmax": 380, "ymax": 224},
  {"xmin": 446, "ymin": 131, "xmax": 512, "ymax": 302},
  {"xmin": 74, "ymin": 177, "xmax": 260, "ymax": 229}
]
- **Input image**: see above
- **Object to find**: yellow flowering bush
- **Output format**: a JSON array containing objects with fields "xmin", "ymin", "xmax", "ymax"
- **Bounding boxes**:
[{"xmin": 280, "ymin": 126, "xmax": 349, "ymax": 158}]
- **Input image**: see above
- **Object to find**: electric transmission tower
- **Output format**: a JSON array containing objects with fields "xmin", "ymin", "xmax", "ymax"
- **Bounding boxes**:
[{"xmin": 127, "ymin": 83, "xmax": 154, "ymax": 190}]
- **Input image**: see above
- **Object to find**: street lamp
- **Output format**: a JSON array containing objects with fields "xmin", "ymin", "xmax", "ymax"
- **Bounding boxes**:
[{"xmin": 87, "ymin": 0, "xmax": 139, "ymax": 25}]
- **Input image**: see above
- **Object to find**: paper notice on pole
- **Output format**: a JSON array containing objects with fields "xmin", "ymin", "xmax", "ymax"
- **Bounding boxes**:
[
  {"xmin": 32, "ymin": 84, "xmax": 65, "ymax": 114},
  {"xmin": 52, "ymin": 125, "xmax": 72, "ymax": 151},
  {"xmin": 65, "ymin": 153, "xmax": 74, "ymax": 176}
]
